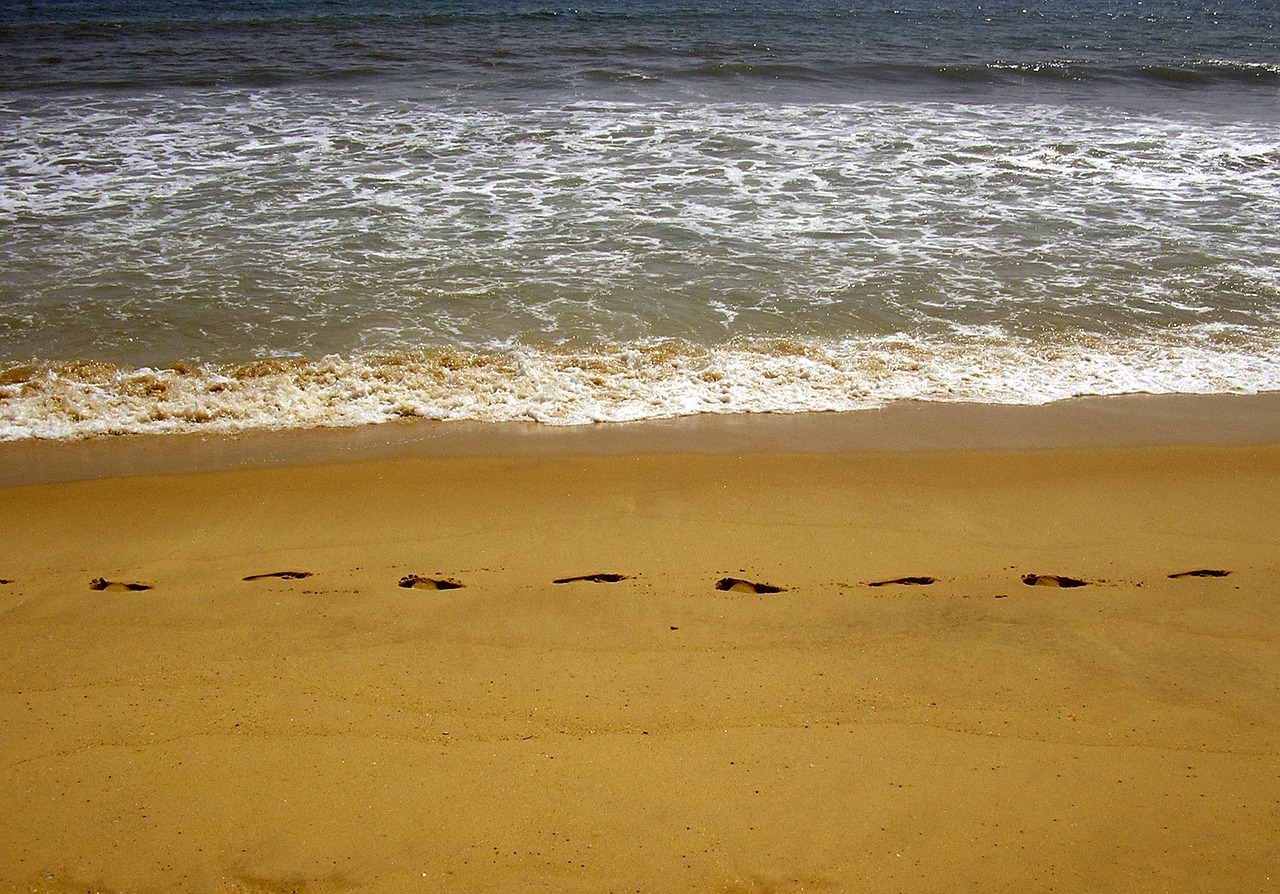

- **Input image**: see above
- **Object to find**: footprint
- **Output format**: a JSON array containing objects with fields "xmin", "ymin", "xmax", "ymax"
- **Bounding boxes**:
[
  {"xmin": 1021, "ymin": 574, "xmax": 1088, "ymax": 588},
  {"xmin": 89, "ymin": 577, "xmax": 153, "ymax": 592},
  {"xmin": 715, "ymin": 577, "xmax": 785, "ymax": 594},
  {"xmin": 399, "ymin": 575, "xmax": 464, "ymax": 590},
  {"xmin": 868, "ymin": 576, "xmax": 938, "ymax": 587},
  {"xmin": 243, "ymin": 571, "xmax": 313, "ymax": 582},
  {"xmin": 552, "ymin": 573, "xmax": 630, "ymax": 584},
  {"xmin": 1168, "ymin": 569, "xmax": 1231, "ymax": 579}
]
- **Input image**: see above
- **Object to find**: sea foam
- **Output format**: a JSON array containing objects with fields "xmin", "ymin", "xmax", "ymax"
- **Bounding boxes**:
[{"xmin": 2, "ymin": 333, "xmax": 1278, "ymax": 440}]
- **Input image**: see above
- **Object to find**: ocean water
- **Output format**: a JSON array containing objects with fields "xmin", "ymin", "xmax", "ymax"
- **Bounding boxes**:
[{"xmin": 1, "ymin": 0, "xmax": 1277, "ymax": 439}]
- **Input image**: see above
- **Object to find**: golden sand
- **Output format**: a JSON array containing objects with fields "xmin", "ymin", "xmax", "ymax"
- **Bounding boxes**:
[{"xmin": 1, "ymin": 406, "xmax": 1278, "ymax": 893}]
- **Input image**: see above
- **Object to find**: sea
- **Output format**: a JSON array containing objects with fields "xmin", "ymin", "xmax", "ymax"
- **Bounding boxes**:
[{"xmin": 1, "ymin": 0, "xmax": 1277, "ymax": 440}]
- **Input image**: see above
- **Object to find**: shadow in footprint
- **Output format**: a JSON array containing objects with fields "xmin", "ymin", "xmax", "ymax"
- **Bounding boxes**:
[
  {"xmin": 1022, "ymin": 574, "xmax": 1088, "ymax": 588},
  {"xmin": 90, "ymin": 577, "xmax": 152, "ymax": 592},
  {"xmin": 399, "ymin": 575, "xmax": 464, "ymax": 590},
  {"xmin": 716, "ymin": 577, "xmax": 785, "ymax": 594},
  {"xmin": 868, "ymin": 576, "xmax": 937, "ymax": 587},
  {"xmin": 243, "ymin": 571, "xmax": 313, "ymax": 582},
  {"xmin": 553, "ymin": 573, "xmax": 630, "ymax": 584},
  {"xmin": 1168, "ymin": 569, "xmax": 1231, "ymax": 579}
]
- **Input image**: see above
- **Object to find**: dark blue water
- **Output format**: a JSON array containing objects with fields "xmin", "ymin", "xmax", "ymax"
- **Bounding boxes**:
[{"xmin": 3, "ymin": 0, "xmax": 1277, "ymax": 104}]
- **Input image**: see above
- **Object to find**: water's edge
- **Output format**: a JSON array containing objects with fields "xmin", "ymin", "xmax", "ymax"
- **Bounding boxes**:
[{"xmin": 3, "ymin": 391, "xmax": 1278, "ymax": 487}]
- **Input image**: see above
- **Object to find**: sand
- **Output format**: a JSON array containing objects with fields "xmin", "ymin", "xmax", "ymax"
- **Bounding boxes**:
[{"xmin": 1, "ymin": 399, "xmax": 1279, "ymax": 893}]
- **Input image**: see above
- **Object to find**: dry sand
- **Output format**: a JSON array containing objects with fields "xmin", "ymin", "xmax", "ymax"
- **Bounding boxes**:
[{"xmin": 1, "ymin": 400, "xmax": 1279, "ymax": 893}]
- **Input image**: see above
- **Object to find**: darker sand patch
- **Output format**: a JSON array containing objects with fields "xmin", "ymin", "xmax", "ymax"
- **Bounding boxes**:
[
  {"xmin": 552, "ymin": 573, "xmax": 631, "ymax": 584},
  {"xmin": 230, "ymin": 871, "xmax": 355, "ymax": 894},
  {"xmin": 399, "ymin": 575, "xmax": 465, "ymax": 590},
  {"xmin": 868, "ymin": 576, "xmax": 938, "ymax": 587},
  {"xmin": 1022, "ymin": 573, "xmax": 1089, "ymax": 588},
  {"xmin": 243, "ymin": 571, "xmax": 313, "ymax": 581},
  {"xmin": 716, "ymin": 577, "xmax": 786, "ymax": 594},
  {"xmin": 89, "ymin": 577, "xmax": 152, "ymax": 592},
  {"xmin": 1168, "ymin": 568, "xmax": 1231, "ymax": 579}
]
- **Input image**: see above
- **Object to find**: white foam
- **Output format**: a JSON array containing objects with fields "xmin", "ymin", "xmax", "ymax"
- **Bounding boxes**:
[
  {"xmin": 2, "ymin": 332, "xmax": 1279, "ymax": 441},
  {"xmin": 5, "ymin": 93, "xmax": 1278, "ymax": 365}
]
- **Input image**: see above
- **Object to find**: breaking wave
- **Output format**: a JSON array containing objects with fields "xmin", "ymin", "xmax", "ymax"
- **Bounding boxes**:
[{"xmin": 4, "ymin": 332, "xmax": 1279, "ymax": 441}]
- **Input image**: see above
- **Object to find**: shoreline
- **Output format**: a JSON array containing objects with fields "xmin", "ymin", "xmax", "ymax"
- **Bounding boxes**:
[{"xmin": 2, "ymin": 390, "xmax": 1279, "ymax": 486}]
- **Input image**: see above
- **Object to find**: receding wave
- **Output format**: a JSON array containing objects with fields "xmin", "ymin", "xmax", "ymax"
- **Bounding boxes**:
[{"xmin": 3, "ymin": 333, "xmax": 1279, "ymax": 441}]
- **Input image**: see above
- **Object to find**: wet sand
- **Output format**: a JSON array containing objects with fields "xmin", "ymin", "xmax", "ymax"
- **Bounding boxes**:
[{"xmin": 1, "ymin": 399, "xmax": 1278, "ymax": 893}]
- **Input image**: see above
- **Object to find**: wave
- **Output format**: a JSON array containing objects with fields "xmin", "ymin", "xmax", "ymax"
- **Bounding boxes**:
[
  {"xmin": 5, "ymin": 53, "xmax": 1275, "ymax": 96},
  {"xmin": 1140, "ymin": 60, "xmax": 1280, "ymax": 86},
  {"xmin": 837, "ymin": 60, "xmax": 1280, "ymax": 90},
  {"xmin": 3, "ymin": 333, "xmax": 1279, "ymax": 441}
]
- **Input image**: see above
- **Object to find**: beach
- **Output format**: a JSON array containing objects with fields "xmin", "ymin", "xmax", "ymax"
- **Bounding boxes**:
[
  {"xmin": 3, "ymin": 0, "xmax": 1279, "ymax": 889},
  {"xmin": 2, "ymin": 395, "xmax": 1278, "ymax": 893}
]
